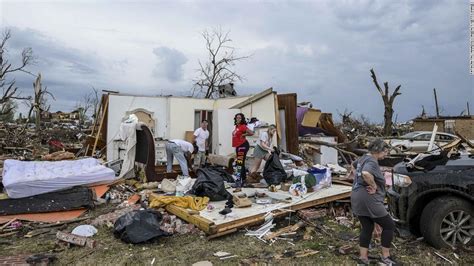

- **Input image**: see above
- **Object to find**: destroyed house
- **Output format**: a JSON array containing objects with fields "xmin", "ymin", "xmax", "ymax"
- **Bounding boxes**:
[
  {"xmin": 100, "ymin": 88, "xmax": 299, "ymax": 164},
  {"xmin": 412, "ymin": 115, "xmax": 474, "ymax": 140}
]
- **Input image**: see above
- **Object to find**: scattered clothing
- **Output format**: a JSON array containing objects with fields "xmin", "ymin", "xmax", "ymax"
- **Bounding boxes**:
[
  {"xmin": 149, "ymin": 195, "xmax": 209, "ymax": 211},
  {"xmin": 218, "ymin": 207, "xmax": 232, "ymax": 215}
]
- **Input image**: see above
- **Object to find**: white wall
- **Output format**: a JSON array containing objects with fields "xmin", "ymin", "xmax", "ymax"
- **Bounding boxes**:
[
  {"xmin": 106, "ymin": 92, "xmax": 276, "ymax": 161},
  {"xmin": 107, "ymin": 94, "xmax": 168, "ymax": 160},
  {"xmin": 240, "ymin": 92, "xmax": 277, "ymax": 125},
  {"xmin": 168, "ymin": 97, "xmax": 214, "ymax": 139},
  {"xmin": 214, "ymin": 96, "xmax": 250, "ymax": 109}
]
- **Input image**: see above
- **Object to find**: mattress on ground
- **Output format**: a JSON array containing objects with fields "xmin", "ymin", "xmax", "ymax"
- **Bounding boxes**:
[{"xmin": 2, "ymin": 158, "xmax": 117, "ymax": 198}]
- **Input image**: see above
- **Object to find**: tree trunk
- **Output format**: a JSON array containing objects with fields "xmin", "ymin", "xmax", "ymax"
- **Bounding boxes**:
[{"xmin": 383, "ymin": 105, "xmax": 393, "ymax": 136}]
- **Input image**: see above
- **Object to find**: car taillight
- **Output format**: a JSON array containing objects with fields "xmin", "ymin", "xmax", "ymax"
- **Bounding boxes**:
[{"xmin": 393, "ymin": 173, "xmax": 412, "ymax": 187}]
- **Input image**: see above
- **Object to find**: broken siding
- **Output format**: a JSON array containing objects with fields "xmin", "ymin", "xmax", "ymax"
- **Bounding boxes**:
[{"xmin": 413, "ymin": 117, "xmax": 474, "ymax": 139}]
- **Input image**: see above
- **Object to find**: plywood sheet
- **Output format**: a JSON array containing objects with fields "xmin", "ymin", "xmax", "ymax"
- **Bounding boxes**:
[
  {"xmin": 301, "ymin": 108, "xmax": 322, "ymax": 127},
  {"xmin": 163, "ymin": 184, "xmax": 351, "ymax": 237},
  {"xmin": 200, "ymin": 185, "xmax": 351, "ymax": 226}
]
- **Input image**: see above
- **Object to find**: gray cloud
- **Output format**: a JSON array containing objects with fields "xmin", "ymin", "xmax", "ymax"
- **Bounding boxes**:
[
  {"xmin": 2, "ymin": 1, "xmax": 472, "ymax": 122},
  {"xmin": 152, "ymin": 46, "xmax": 188, "ymax": 82}
]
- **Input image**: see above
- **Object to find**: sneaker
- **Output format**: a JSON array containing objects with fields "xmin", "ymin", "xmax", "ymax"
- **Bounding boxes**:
[
  {"xmin": 352, "ymin": 256, "xmax": 369, "ymax": 265},
  {"xmin": 381, "ymin": 256, "xmax": 399, "ymax": 266}
]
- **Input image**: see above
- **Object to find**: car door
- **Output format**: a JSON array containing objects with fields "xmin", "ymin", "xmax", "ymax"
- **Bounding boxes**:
[
  {"xmin": 412, "ymin": 133, "xmax": 432, "ymax": 152},
  {"xmin": 436, "ymin": 134, "xmax": 453, "ymax": 147}
]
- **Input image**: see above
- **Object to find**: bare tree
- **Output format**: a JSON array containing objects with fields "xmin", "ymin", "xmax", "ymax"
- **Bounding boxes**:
[
  {"xmin": 75, "ymin": 87, "xmax": 99, "ymax": 125},
  {"xmin": 26, "ymin": 73, "xmax": 55, "ymax": 132},
  {"xmin": 370, "ymin": 68, "xmax": 402, "ymax": 136},
  {"xmin": 193, "ymin": 28, "xmax": 250, "ymax": 98},
  {"xmin": 0, "ymin": 29, "xmax": 34, "ymax": 116}
]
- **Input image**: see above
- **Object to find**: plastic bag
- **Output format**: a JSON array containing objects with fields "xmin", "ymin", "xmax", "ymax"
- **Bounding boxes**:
[
  {"xmin": 308, "ymin": 166, "xmax": 332, "ymax": 190},
  {"xmin": 114, "ymin": 209, "xmax": 168, "ymax": 244},
  {"xmin": 71, "ymin": 225, "xmax": 98, "ymax": 237},
  {"xmin": 191, "ymin": 168, "xmax": 232, "ymax": 202},
  {"xmin": 175, "ymin": 175, "xmax": 194, "ymax": 196},
  {"xmin": 263, "ymin": 150, "xmax": 287, "ymax": 185}
]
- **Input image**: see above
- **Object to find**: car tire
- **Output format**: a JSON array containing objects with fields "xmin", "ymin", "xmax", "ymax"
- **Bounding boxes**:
[{"xmin": 420, "ymin": 196, "xmax": 473, "ymax": 249}]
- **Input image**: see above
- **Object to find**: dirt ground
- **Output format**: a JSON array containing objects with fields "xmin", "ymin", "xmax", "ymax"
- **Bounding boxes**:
[{"xmin": 1, "ymin": 204, "xmax": 473, "ymax": 265}]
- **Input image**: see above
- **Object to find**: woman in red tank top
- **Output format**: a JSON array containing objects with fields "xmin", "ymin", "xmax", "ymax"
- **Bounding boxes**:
[{"xmin": 232, "ymin": 113, "xmax": 253, "ymax": 187}]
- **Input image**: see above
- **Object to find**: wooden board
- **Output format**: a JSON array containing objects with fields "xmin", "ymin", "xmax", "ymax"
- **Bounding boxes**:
[{"xmin": 163, "ymin": 184, "xmax": 351, "ymax": 238}]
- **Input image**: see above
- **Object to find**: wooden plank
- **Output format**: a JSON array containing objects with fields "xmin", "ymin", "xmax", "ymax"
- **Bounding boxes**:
[
  {"xmin": 164, "ymin": 205, "xmax": 215, "ymax": 234},
  {"xmin": 263, "ymin": 221, "xmax": 305, "ymax": 240},
  {"xmin": 277, "ymin": 93, "xmax": 298, "ymax": 154},
  {"xmin": 209, "ymin": 190, "xmax": 351, "ymax": 237},
  {"xmin": 92, "ymin": 95, "xmax": 109, "ymax": 156},
  {"xmin": 56, "ymin": 231, "xmax": 96, "ymax": 248},
  {"xmin": 148, "ymin": 193, "xmax": 215, "ymax": 234},
  {"xmin": 156, "ymin": 186, "xmax": 351, "ymax": 239},
  {"xmin": 287, "ymin": 191, "xmax": 351, "ymax": 211},
  {"xmin": 206, "ymin": 228, "xmax": 237, "ymax": 240}
]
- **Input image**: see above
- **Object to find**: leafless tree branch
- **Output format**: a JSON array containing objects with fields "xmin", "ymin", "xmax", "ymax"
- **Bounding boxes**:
[{"xmin": 193, "ymin": 28, "xmax": 250, "ymax": 98}]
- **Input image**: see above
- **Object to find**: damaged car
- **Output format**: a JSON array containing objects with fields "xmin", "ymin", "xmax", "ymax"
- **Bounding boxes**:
[
  {"xmin": 388, "ymin": 131, "xmax": 459, "ymax": 153},
  {"xmin": 387, "ymin": 152, "xmax": 474, "ymax": 248}
]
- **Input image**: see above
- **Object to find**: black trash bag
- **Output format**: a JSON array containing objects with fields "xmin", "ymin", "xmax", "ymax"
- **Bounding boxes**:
[
  {"xmin": 191, "ymin": 168, "xmax": 232, "ymax": 202},
  {"xmin": 201, "ymin": 165, "xmax": 234, "ymax": 182},
  {"xmin": 114, "ymin": 209, "xmax": 168, "ymax": 244},
  {"xmin": 263, "ymin": 149, "xmax": 287, "ymax": 185}
]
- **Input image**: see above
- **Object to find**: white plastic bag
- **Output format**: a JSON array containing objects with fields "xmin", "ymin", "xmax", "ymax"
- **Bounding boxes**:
[{"xmin": 71, "ymin": 225, "xmax": 98, "ymax": 237}]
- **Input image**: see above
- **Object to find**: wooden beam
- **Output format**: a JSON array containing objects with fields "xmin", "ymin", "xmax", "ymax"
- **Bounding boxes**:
[
  {"xmin": 92, "ymin": 96, "xmax": 109, "ymax": 156},
  {"xmin": 434, "ymin": 88, "xmax": 440, "ymax": 118},
  {"xmin": 148, "ymin": 193, "xmax": 215, "ymax": 234}
]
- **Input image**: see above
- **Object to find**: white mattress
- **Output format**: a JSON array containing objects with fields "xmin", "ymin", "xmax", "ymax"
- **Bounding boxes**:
[{"xmin": 2, "ymin": 158, "xmax": 117, "ymax": 198}]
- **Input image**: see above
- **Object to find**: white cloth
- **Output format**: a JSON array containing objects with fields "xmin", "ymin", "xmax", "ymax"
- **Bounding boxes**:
[
  {"xmin": 169, "ymin": 139, "xmax": 194, "ymax": 153},
  {"xmin": 118, "ymin": 117, "xmax": 138, "ymax": 178},
  {"xmin": 2, "ymin": 158, "xmax": 116, "ymax": 198},
  {"xmin": 193, "ymin": 128, "xmax": 209, "ymax": 152}
]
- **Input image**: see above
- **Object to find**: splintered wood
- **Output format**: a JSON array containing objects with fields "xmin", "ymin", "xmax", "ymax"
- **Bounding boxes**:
[
  {"xmin": 56, "ymin": 231, "xmax": 96, "ymax": 248},
  {"xmin": 263, "ymin": 221, "xmax": 305, "ymax": 240}
]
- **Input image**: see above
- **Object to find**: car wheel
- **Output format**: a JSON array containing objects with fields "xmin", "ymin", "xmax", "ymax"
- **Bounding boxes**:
[{"xmin": 420, "ymin": 196, "xmax": 473, "ymax": 249}]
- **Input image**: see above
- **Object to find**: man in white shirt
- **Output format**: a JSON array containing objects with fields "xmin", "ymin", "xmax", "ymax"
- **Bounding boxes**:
[
  {"xmin": 192, "ymin": 120, "xmax": 210, "ymax": 168},
  {"xmin": 166, "ymin": 139, "xmax": 194, "ymax": 176}
]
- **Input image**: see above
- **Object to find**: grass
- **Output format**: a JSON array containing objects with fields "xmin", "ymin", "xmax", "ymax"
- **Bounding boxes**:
[{"xmin": 1, "ymin": 204, "xmax": 473, "ymax": 265}]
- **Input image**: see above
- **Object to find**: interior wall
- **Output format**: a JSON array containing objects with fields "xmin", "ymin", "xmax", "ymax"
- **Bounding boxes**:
[
  {"xmin": 240, "ymin": 93, "xmax": 276, "ymax": 125},
  {"xmin": 214, "ymin": 96, "xmax": 250, "ymax": 109},
  {"xmin": 168, "ymin": 98, "xmax": 214, "ymax": 139},
  {"xmin": 107, "ymin": 94, "xmax": 168, "ymax": 160}
]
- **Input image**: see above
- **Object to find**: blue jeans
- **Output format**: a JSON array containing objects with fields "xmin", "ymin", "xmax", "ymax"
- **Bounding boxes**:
[{"xmin": 166, "ymin": 142, "xmax": 189, "ymax": 176}]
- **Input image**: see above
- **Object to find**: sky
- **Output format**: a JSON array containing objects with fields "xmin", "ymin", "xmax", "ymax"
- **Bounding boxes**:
[{"xmin": 0, "ymin": 0, "xmax": 473, "ymax": 122}]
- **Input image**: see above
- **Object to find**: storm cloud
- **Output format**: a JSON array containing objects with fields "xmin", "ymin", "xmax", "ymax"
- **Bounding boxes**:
[{"xmin": 1, "ymin": 0, "xmax": 472, "ymax": 121}]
